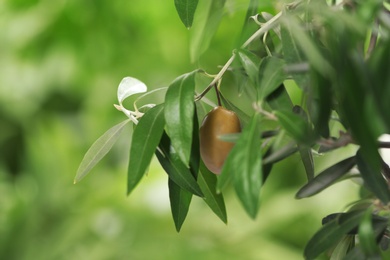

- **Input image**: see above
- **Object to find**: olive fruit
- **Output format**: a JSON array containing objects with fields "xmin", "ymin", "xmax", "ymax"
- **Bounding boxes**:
[{"xmin": 199, "ymin": 106, "xmax": 241, "ymax": 174}]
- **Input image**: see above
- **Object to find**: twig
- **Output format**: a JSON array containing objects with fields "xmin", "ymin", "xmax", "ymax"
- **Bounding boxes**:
[{"xmin": 194, "ymin": 11, "xmax": 283, "ymax": 101}]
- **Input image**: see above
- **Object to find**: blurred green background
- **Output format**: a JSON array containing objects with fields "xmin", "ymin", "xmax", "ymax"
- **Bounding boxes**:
[{"xmin": 0, "ymin": 0, "xmax": 360, "ymax": 259}]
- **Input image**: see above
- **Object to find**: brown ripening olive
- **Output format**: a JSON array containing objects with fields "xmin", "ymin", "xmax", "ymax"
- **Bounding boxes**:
[{"xmin": 199, "ymin": 106, "xmax": 241, "ymax": 174}]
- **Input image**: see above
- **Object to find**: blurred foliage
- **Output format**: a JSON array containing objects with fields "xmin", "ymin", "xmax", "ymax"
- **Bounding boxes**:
[{"xmin": 0, "ymin": 0, "xmax": 374, "ymax": 259}]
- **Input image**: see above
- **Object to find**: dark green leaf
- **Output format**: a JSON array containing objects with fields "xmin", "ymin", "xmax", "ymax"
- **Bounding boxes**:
[
  {"xmin": 220, "ymin": 92, "xmax": 250, "ymax": 126},
  {"xmin": 275, "ymin": 110, "xmax": 313, "ymax": 144},
  {"xmin": 266, "ymin": 83, "xmax": 293, "ymax": 111},
  {"xmin": 304, "ymin": 210, "xmax": 365, "ymax": 260},
  {"xmin": 298, "ymin": 146, "xmax": 314, "ymax": 181},
  {"xmin": 258, "ymin": 57, "xmax": 286, "ymax": 100},
  {"xmin": 281, "ymin": 14, "xmax": 333, "ymax": 79},
  {"xmin": 296, "ymin": 156, "xmax": 356, "ymax": 199},
  {"xmin": 190, "ymin": 0, "xmax": 226, "ymax": 61},
  {"xmin": 280, "ymin": 15, "xmax": 310, "ymax": 90},
  {"xmin": 262, "ymin": 142, "xmax": 298, "ymax": 165},
  {"xmin": 235, "ymin": 0, "xmax": 259, "ymax": 47},
  {"xmin": 168, "ymin": 178, "xmax": 193, "ymax": 232},
  {"xmin": 174, "ymin": 0, "xmax": 199, "ymax": 29},
  {"xmin": 127, "ymin": 104, "xmax": 165, "ymax": 195},
  {"xmin": 307, "ymin": 70, "xmax": 332, "ymax": 138},
  {"xmin": 75, "ymin": 119, "xmax": 131, "ymax": 183},
  {"xmin": 330, "ymin": 235, "xmax": 355, "ymax": 260},
  {"xmin": 165, "ymin": 71, "xmax": 196, "ymax": 166},
  {"xmin": 220, "ymin": 113, "xmax": 262, "ymax": 219},
  {"xmin": 294, "ymin": 106, "xmax": 314, "ymax": 181},
  {"xmin": 198, "ymin": 161, "xmax": 227, "ymax": 223},
  {"xmin": 237, "ymin": 49, "xmax": 261, "ymax": 85},
  {"xmin": 356, "ymin": 149, "xmax": 390, "ymax": 204},
  {"xmin": 358, "ymin": 209, "xmax": 380, "ymax": 257},
  {"xmin": 369, "ymin": 42, "xmax": 390, "ymax": 132},
  {"xmin": 156, "ymin": 132, "xmax": 203, "ymax": 197}
]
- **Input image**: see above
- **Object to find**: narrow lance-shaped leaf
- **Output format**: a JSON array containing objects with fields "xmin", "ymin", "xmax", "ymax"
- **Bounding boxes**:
[
  {"xmin": 304, "ymin": 210, "xmax": 365, "ymax": 260},
  {"xmin": 220, "ymin": 92, "xmax": 250, "ymax": 126},
  {"xmin": 174, "ymin": 0, "xmax": 199, "ymax": 29},
  {"xmin": 75, "ymin": 119, "xmax": 131, "ymax": 183},
  {"xmin": 330, "ymin": 235, "xmax": 355, "ymax": 260},
  {"xmin": 198, "ymin": 161, "xmax": 227, "ymax": 223},
  {"xmin": 296, "ymin": 156, "xmax": 356, "ymax": 199},
  {"xmin": 156, "ymin": 132, "xmax": 203, "ymax": 197},
  {"xmin": 358, "ymin": 209, "xmax": 380, "ymax": 257},
  {"xmin": 221, "ymin": 113, "xmax": 263, "ymax": 219},
  {"xmin": 275, "ymin": 110, "xmax": 313, "ymax": 145},
  {"xmin": 165, "ymin": 71, "xmax": 196, "ymax": 166},
  {"xmin": 299, "ymin": 146, "xmax": 314, "ymax": 181},
  {"xmin": 266, "ymin": 83, "xmax": 293, "ymax": 112},
  {"xmin": 356, "ymin": 149, "xmax": 390, "ymax": 204},
  {"xmin": 168, "ymin": 178, "xmax": 193, "ymax": 232},
  {"xmin": 237, "ymin": 49, "xmax": 261, "ymax": 86},
  {"xmin": 258, "ymin": 57, "xmax": 286, "ymax": 100},
  {"xmin": 190, "ymin": 0, "xmax": 226, "ymax": 61},
  {"xmin": 127, "ymin": 104, "xmax": 165, "ymax": 195},
  {"xmin": 281, "ymin": 14, "xmax": 334, "ymax": 78},
  {"xmin": 280, "ymin": 16, "xmax": 309, "ymax": 90},
  {"xmin": 293, "ymin": 105, "xmax": 315, "ymax": 181}
]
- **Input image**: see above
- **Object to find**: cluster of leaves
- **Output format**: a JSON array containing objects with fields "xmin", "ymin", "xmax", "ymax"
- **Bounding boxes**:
[{"xmin": 76, "ymin": 0, "xmax": 390, "ymax": 259}]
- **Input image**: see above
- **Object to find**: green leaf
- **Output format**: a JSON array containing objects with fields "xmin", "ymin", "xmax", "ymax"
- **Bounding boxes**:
[
  {"xmin": 198, "ymin": 161, "xmax": 227, "ymax": 223},
  {"xmin": 266, "ymin": 83, "xmax": 293, "ymax": 112},
  {"xmin": 356, "ymin": 149, "xmax": 390, "ymax": 204},
  {"xmin": 258, "ymin": 57, "xmax": 286, "ymax": 100},
  {"xmin": 262, "ymin": 142, "xmax": 298, "ymax": 165},
  {"xmin": 296, "ymin": 156, "xmax": 356, "ymax": 199},
  {"xmin": 237, "ymin": 49, "xmax": 261, "ymax": 85},
  {"xmin": 298, "ymin": 146, "xmax": 314, "ymax": 181},
  {"xmin": 168, "ymin": 178, "xmax": 193, "ymax": 232},
  {"xmin": 275, "ymin": 110, "xmax": 313, "ymax": 144},
  {"xmin": 127, "ymin": 104, "xmax": 165, "ymax": 195},
  {"xmin": 156, "ymin": 132, "xmax": 203, "ymax": 197},
  {"xmin": 280, "ymin": 16, "xmax": 310, "ymax": 90},
  {"xmin": 220, "ymin": 92, "xmax": 250, "ymax": 126},
  {"xmin": 220, "ymin": 113, "xmax": 263, "ymax": 219},
  {"xmin": 304, "ymin": 210, "xmax": 365, "ymax": 260},
  {"xmin": 165, "ymin": 71, "xmax": 196, "ymax": 166},
  {"xmin": 281, "ymin": 14, "xmax": 334, "ymax": 78},
  {"xmin": 330, "ymin": 235, "xmax": 355, "ymax": 260},
  {"xmin": 235, "ymin": 0, "xmax": 259, "ymax": 47},
  {"xmin": 75, "ymin": 119, "xmax": 131, "ymax": 183},
  {"xmin": 358, "ymin": 209, "xmax": 380, "ymax": 257},
  {"xmin": 174, "ymin": 0, "xmax": 199, "ymax": 29},
  {"xmin": 190, "ymin": 0, "xmax": 226, "ymax": 61}
]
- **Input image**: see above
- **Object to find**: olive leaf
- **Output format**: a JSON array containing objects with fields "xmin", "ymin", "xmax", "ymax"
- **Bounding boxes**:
[
  {"xmin": 156, "ymin": 132, "xmax": 203, "ymax": 197},
  {"xmin": 237, "ymin": 48, "xmax": 261, "ymax": 86},
  {"xmin": 174, "ymin": 0, "xmax": 199, "ymax": 29},
  {"xmin": 75, "ymin": 119, "xmax": 131, "ymax": 184},
  {"xmin": 190, "ymin": 0, "xmax": 226, "ymax": 61},
  {"xmin": 198, "ymin": 161, "xmax": 227, "ymax": 223},
  {"xmin": 117, "ymin": 77, "xmax": 147, "ymax": 105},
  {"xmin": 220, "ymin": 113, "xmax": 263, "ymax": 219},
  {"xmin": 358, "ymin": 210, "xmax": 380, "ymax": 257},
  {"xmin": 168, "ymin": 178, "xmax": 193, "ymax": 232},
  {"xmin": 127, "ymin": 104, "xmax": 165, "ymax": 195},
  {"xmin": 296, "ymin": 156, "xmax": 356, "ymax": 199},
  {"xmin": 356, "ymin": 149, "xmax": 390, "ymax": 204},
  {"xmin": 304, "ymin": 210, "xmax": 365, "ymax": 260},
  {"xmin": 275, "ymin": 110, "xmax": 313, "ymax": 145},
  {"xmin": 257, "ymin": 57, "xmax": 286, "ymax": 100},
  {"xmin": 164, "ymin": 71, "xmax": 197, "ymax": 166}
]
